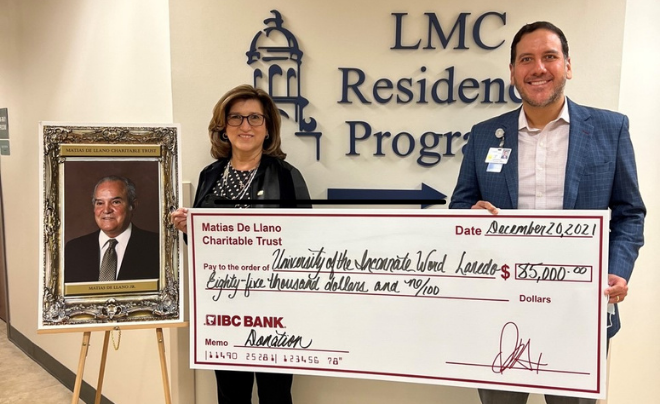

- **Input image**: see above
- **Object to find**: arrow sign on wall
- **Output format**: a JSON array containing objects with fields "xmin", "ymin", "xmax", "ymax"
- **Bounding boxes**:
[{"xmin": 327, "ymin": 183, "xmax": 446, "ymax": 208}]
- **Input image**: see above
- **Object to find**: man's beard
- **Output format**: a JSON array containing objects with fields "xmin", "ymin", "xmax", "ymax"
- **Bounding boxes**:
[{"xmin": 517, "ymin": 77, "xmax": 566, "ymax": 108}]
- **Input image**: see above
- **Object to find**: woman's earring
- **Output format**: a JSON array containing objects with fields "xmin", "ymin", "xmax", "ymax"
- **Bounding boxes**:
[
  {"xmin": 221, "ymin": 132, "xmax": 228, "ymax": 140},
  {"xmin": 265, "ymin": 133, "xmax": 270, "ymax": 139}
]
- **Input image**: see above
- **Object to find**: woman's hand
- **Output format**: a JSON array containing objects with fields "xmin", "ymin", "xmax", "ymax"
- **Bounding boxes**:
[{"xmin": 170, "ymin": 207, "xmax": 189, "ymax": 234}]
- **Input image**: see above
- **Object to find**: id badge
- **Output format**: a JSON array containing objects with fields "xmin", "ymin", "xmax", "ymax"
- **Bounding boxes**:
[{"xmin": 485, "ymin": 147, "xmax": 512, "ymax": 164}]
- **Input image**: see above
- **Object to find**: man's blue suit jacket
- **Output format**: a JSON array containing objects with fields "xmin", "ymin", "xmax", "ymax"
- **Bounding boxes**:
[{"xmin": 450, "ymin": 99, "xmax": 646, "ymax": 338}]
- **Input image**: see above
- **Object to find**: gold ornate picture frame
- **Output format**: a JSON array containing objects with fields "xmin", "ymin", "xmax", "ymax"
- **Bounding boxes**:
[{"xmin": 38, "ymin": 123, "xmax": 183, "ymax": 330}]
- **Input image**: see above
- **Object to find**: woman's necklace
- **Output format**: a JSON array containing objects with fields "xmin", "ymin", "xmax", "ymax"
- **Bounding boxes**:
[{"xmin": 214, "ymin": 161, "xmax": 259, "ymax": 208}]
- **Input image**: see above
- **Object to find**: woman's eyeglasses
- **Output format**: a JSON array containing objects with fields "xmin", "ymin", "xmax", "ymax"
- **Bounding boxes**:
[{"xmin": 226, "ymin": 113, "xmax": 265, "ymax": 127}]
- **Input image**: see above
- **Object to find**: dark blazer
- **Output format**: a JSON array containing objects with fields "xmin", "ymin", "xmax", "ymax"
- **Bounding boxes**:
[
  {"xmin": 64, "ymin": 225, "xmax": 160, "ymax": 283},
  {"xmin": 450, "ymin": 99, "xmax": 646, "ymax": 338},
  {"xmin": 192, "ymin": 154, "xmax": 311, "ymax": 209}
]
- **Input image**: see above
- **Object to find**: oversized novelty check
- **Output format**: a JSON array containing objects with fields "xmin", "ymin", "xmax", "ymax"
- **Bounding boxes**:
[{"xmin": 187, "ymin": 209, "xmax": 609, "ymax": 399}]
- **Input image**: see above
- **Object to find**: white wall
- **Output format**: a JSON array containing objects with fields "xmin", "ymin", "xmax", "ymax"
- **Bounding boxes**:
[
  {"xmin": 610, "ymin": 1, "xmax": 660, "ymax": 403},
  {"xmin": 0, "ymin": 1, "xmax": 193, "ymax": 403},
  {"xmin": 0, "ymin": 0, "xmax": 657, "ymax": 403},
  {"xmin": 169, "ymin": 0, "xmax": 628, "ymax": 204},
  {"xmin": 169, "ymin": 1, "xmax": 654, "ymax": 404},
  {"xmin": 170, "ymin": 1, "xmax": 658, "ymax": 403}
]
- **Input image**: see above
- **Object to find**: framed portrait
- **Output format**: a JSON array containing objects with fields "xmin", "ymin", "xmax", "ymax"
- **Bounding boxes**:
[{"xmin": 38, "ymin": 123, "xmax": 183, "ymax": 330}]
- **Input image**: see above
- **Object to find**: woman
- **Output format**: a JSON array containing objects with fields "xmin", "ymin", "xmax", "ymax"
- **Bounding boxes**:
[{"xmin": 171, "ymin": 84, "xmax": 310, "ymax": 404}]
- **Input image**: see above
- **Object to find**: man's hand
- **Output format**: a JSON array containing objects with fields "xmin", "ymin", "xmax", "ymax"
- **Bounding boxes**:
[
  {"xmin": 604, "ymin": 274, "xmax": 628, "ymax": 304},
  {"xmin": 471, "ymin": 200, "xmax": 500, "ymax": 215}
]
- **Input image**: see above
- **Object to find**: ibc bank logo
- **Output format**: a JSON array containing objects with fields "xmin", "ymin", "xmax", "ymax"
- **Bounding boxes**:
[
  {"xmin": 246, "ymin": 10, "xmax": 322, "ymax": 161},
  {"xmin": 206, "ymin": 314, "xmax": 285, "ymax": 328}
]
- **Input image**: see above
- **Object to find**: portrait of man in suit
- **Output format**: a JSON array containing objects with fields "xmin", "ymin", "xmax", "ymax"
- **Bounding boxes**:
[{"xmin": 64, "ymin": 175, "xmax": 160, "ymax": 283}]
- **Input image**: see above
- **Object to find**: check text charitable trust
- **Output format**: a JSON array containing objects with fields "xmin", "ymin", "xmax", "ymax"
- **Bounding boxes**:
[{"xmin": 200, "ymin": 222, "xmax": 282, "ymax": 246}]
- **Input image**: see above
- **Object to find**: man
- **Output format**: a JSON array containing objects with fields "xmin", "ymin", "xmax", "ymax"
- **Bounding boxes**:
[
  {"xmin": 65, "ymin": 175, "xmax": 160, "ymax": 283},
  {"xmin": 450, "ymin": 21, "xmax": 645, "ymax": 404}
]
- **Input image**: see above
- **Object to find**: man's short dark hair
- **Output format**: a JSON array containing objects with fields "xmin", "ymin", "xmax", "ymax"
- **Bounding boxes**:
[
  {"xmin": 92, "ymin": 175, "xmax": 137, "ymax": 208},
  {"xmin": 510, "ymin": 21, "xmax": 569, "ymax": 64}
]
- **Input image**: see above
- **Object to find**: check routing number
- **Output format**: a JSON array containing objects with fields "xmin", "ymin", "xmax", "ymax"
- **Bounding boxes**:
[{"xmin": 188, "ymin": 209, "xmax": 609, "ymax": 399}]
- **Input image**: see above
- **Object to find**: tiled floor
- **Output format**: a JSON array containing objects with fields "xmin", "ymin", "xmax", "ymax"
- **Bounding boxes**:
[{"xmin": 0, "ymin": 320, "xmax": 84, "ymax": 404}]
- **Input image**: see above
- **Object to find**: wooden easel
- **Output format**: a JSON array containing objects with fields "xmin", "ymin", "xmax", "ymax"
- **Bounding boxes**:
[{"xmin": 62, "ymin": 322, "xmax": 187, "ymax": 404}]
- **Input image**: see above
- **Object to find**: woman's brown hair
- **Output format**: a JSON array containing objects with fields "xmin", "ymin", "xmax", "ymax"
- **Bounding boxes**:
[{"xmin": 208, "ymin": 84, "xmax": 286, "ymax": 159}]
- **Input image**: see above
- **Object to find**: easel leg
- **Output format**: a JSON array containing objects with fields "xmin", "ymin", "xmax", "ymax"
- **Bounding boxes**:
[
  {"xmin": 156, "ymin": 328, "xmax": 172, "ymax": 404},
  {"xmin": 95, "ymin": 331, "xmax": 111, "ymax": 404},
  {"xmin": 71, "ymin": 332, "xmax": 91, "ymax": 404}
]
